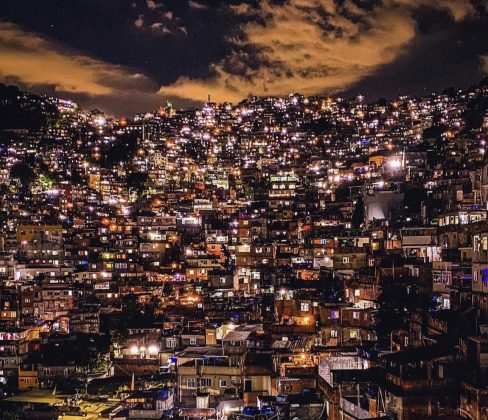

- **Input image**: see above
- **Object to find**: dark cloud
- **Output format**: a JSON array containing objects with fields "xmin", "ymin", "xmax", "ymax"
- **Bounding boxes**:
[{"xmin": 0, "ymin": 0, "xmax": 487, "ymax": 114}]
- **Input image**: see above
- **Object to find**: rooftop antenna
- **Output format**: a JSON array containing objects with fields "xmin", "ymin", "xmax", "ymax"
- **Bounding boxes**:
[{"xmin": 208, "ymin": 94, "xmax": 211, "ymax": 103}]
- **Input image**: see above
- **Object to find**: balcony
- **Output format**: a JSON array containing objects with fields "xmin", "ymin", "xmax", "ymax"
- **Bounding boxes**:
[{"xmin": 271, "ymin": 323, "xmax": 316, "ymax": 335}]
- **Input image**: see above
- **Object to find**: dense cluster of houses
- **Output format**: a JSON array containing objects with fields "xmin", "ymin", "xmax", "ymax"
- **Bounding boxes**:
[{"xmin": 0, "ymin": 81, "xmax": 488, "ymax": 418}]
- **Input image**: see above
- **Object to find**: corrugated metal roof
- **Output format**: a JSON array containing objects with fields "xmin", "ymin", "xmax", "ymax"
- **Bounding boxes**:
[
  {"xmin": 223, "ymin": 330, "xmax": 252, "ymax": 341},
  {"xmin": 271, "ymin": 339, "xmax": 310, "ymax": 350}
]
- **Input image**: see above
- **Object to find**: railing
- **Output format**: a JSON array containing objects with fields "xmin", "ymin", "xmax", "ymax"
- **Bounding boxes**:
[{"xmin": 340, "ymin": 397, "xmax": 371, "ymax": 419}]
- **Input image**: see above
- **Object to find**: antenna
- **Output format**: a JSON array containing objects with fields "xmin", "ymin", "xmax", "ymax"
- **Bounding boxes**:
[{"xmin": 208, "ymin": 94, "xmax": 211, "ymax": 103}]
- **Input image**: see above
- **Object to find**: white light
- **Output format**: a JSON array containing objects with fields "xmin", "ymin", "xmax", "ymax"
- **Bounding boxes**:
[
  {"xmin": 148, "ymin": 345, "xmax": 159, "ymax": 355},
  {"xmin": 95, "ymin": 116, "xmax": 106, "ymax": 126},
  {"xmin": 388, "ymin": 159, "xmax": 401, "ymax": 169},
  {"xmin": 130, "ymin": 345, "xmax": 139, "ymax": 355}
]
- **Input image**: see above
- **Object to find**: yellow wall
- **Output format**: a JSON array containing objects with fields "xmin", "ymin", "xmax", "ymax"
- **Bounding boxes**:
[
  {"xmin": 16, "ymin": 225, "xmax": 63, "ymax": 243},
  {"xmin": 18, "ymin": 369, "xmax": 39, "ymax": 390}
]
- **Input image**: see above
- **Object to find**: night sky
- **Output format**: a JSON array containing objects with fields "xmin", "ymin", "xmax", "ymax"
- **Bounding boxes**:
[{"xmin": 1, "ymin": 0, "xmax": 487, "ymax": 115}]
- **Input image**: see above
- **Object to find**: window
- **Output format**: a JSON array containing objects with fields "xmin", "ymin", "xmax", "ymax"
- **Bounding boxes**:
[
  {"xmin": 331, "ymin": 310, "xmax": 339, "ymax": 319},
  {"xmin": 300, "ymin": 302, "xmax": 310, "ymax": 312},
  {"xmin": 244, "ymin": 379, "xmax": 252, "ymax": 392},
  {"xmin": 187, "ymin": 378, "xmax": 196, "ymax": 388},
  {"xmin": 353, "ymin": 312, "xmax": 360, "ymax": 319},
  {"xmin": 342, "ymin": 257, "xmax": 350, "ymax": 264},
  {"xmin": 349, "ymin": 330, "xmax": 358, "ymax": 339},
  {"xmin": 189, "ymin": 338, "xmax": 197, "ymax": 345},
  {"xmin": 438, "ymin": 364, "xmax": 444, "ymax": 379},
  {"xmin": 219, "ymin": 379, "xmax": 227, "ymax": 388},
  {"xmin": 201, "ymin": 378, "xmax": 212, "ymax": 387},
  {"xmin": 354, "ymin": 289, "xmax": 360, "ymax": 297},
  {"xmin": 330, "ymin": 330, "xmax": 338, "ymax": 338},
  {"xmin": 443, "ymin": 298, "xmax": 450, "ymax": 309}
]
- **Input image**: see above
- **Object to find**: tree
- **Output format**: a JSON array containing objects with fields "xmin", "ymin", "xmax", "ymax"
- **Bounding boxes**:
[
  {"xmin": 463, "ymin": 94, "xmax": 488, "ymax": 130},
  {"xmin": 352, "ymin": 196, "xmax": 364, "ymax": 229},
  {"xmin": 0, "ymin": 408, "xmax": 23, "ymax": 420},
  {"xmin": 10, "ymin": 163, "xmax": 35, "ymax": 186},
  {"xmin": 374, "ymin": 276, "xmax": 435, "ymax": 348},
  {"xmin": 115, "ymin": 294, "xmax": 157, "ymax": 331},
  {"xmin": 127, "ymin": 172, "xmax": 148, "ymax": 196},
  {"xmin": 52, "ymin": 372, "xmax": 86, "ymax": 394},
  {"xmin": 104, "ymin": 133, "xmax": 138, "ymax": 168},
  {"xmin": 442, "ymin": 86, "xmax": 457, "ymax": 98}
]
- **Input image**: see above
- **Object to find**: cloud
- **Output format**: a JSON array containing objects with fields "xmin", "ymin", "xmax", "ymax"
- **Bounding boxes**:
[
  {"xmin": 133, "ymin": 4, "xmax": 190, "ymax": 37},
  {"xmin": 160, "ymin": 0, "xmax": 478, "ymax": 103},
  {"xmin": 151, "ymin": 22, "xmax": 172, "ymax": 35},
  {"xmin": 391, "ymin": 0, "xmax": 475, "ymax": 22},
  {"xmin": 146, "ymin": 0, "xmax": 162, "ymax": 10},
  {"xmin": 229, "ymin": 3, "xmax": 255, "ymax": 16},
  {"xmin": 0, "ymin": 22, "xmax": 159, "ymax": 114},
  {"xmin": 134, "ymin": 14, "xmax": 144, "ymax": 28},
  {"xmin": 188, "ymin": 1, "xmax": 208, "ymax": 10},
  {"xmin": 483, "ymin": 55, "xmax": 488, "ymax": 72},
  {"xmin": 160, "ymin": 0, "xmax": 416, "ymax": 102}
]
